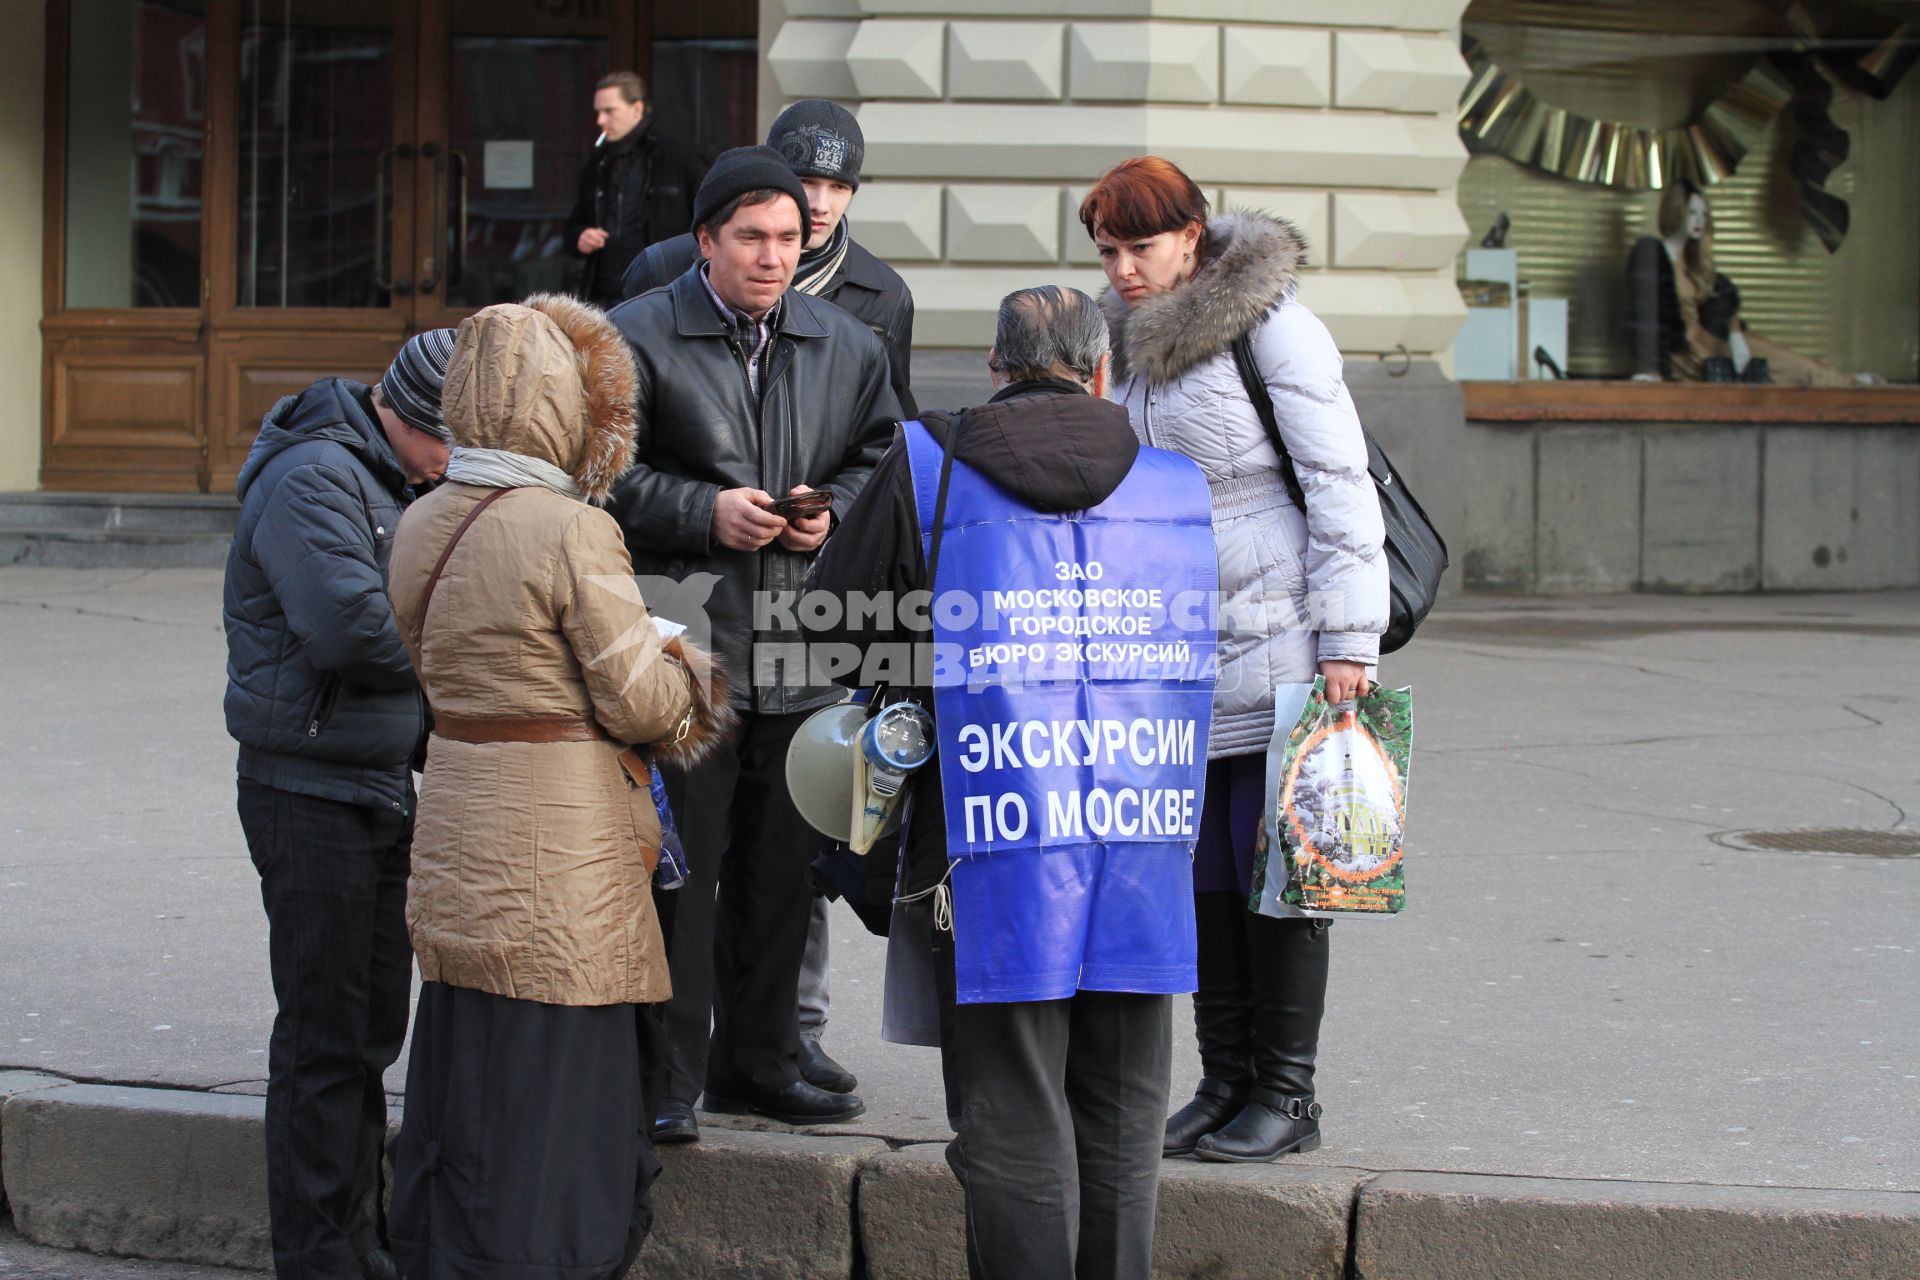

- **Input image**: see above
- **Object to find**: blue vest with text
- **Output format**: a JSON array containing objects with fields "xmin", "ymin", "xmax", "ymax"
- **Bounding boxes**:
[{"xmin": 904, "ymin": 416, "xmax": 1218, "ymax": 1004}]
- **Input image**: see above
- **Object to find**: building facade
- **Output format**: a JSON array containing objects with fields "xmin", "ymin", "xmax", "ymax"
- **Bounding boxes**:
[{"xmin": 5, "ymin": 0, "xmax": 1916, "ymax": 591}]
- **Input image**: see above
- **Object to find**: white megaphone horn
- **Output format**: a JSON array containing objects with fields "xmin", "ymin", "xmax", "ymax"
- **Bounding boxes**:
[{"xmin": 786, "ymin": 700, "xmax": 935, "ymax": 854}]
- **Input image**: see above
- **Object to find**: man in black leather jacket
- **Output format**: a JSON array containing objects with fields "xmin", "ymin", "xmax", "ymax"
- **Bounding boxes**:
[
  {"xmin": 564, "ymin": 70, "xmax": 708, "ymax": 307},
  {"xmin": 606, "ymin": 146, "xmax": 899, "ymax": 1142},
  {"xmin": 621, "ymin": 100, "xmax": 916, "ymax": 415}
]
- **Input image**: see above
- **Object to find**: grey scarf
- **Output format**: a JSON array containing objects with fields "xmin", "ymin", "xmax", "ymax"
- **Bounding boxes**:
[{"xmin": 444, "ymin": 447, "xmax": 583, "ymax": 501}]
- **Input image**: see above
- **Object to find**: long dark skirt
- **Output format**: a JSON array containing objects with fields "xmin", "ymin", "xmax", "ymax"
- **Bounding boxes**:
[{"xmin": 390, "ymin": 982, "xmax": 666, "ymax": 1280}]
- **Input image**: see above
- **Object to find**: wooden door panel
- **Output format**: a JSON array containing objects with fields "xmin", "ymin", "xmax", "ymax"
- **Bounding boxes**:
[
  {"xmin": 206, "ymin": 334, "xmax": 408, "ymax": 493},
  {"xmin": 42, "ymin": 332, "xmax": 205, "ymax": 493}
]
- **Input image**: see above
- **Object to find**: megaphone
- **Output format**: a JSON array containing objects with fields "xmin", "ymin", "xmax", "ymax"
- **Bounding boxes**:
[{"xmin": 786, "ymin": 699, "xmax": 935, "ymax": 853}]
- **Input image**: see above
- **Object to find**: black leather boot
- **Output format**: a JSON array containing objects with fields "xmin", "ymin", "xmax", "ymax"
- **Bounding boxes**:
[
  {"xmin": 1165, "ymin": 892, "xmax": 1253, "ymax": 1156},
  {"xmin": 1194, "ymin": 917, "xmax": 1329, "ymax": 1162},
  {"xmin": 1164, "ymin": 1077, "xmax": 1247, "ymax": 1156}
]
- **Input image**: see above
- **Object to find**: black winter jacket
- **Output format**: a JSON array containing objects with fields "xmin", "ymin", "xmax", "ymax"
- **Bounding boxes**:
[
  {"xmin": 622, "ymin": 231, "xmax": 918, "ymax": 416},
  {"xmin": 222, "ymin": 378, "xmax": 425, "ymax": 813},
  {"xmin": 565, "ymin": 122, "xmax": 709, "ymax": 305},
  {"xmin": 606, "ymin": 266, "xmax": 901, "ymax": 715},
  {"xmin": 802, "ymin": 380, "xmax": 1140, "ymax": 893}
]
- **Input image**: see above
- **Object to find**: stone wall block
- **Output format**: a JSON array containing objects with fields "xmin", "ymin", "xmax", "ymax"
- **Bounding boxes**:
[
  {"xmin": 1294, "ymin": 272, "xmax": 1465, "ymax": 356},
  {"xmin": 2, "ymin": 1084, "xmax": 271, "ymax": 1270},
  {"xmin": 852, "ymin": 182, "xmax": 947, "ymax": 262},
  {"xmin": 1069, "ymin": 22, "xmax": 1220, "ymax": 103},
  {"xmin": 847, "ymin": 20, "xmax": 948, "ymax": 100},
  {"xmin": 946, "ymin": 184, "xmax": 1063, "ymax": 262},
  {"xmin": 633, "ymin": 1129, "xmax": 885, "ymax": 1279},
  {"xmin": 1460, "ymin": 423, "xmax": 1536, "ymax": 589},
  {"xmin": 1143, "ymin": 108, "xmax": 1467, "ymax": 190},
  {"xmin": 766, "ymin": 20, "xmax": 860, "ymax": 100},
  {"xmin": 896, "ymin": 266, "xmax": 1112, "ymax": 345},
  {"xmin": 1535, "ymin": 428, "xmax": 1643, "ymax": 591},
  {"xmin": 1221, "ymin": 26, "xmax": 1331, "ymax": 107},
  {"xmin": 1334, "ymin": 31, "xmax": 1469, "ymax": 113},
  {"xmin": 1354, "ymin": 1172, "xmax": 1920, "ymax": 1280},
  {"xmin": 1219, "ymin": 189, "xmax": 1329, "ymax": 267},
  {"xmin": 851, "ymin": 1, "xmax": 1465, "ymax": 29},
  {"xmin": 1642, "ymin": 428, "xmax": 1761, "ymax": 591},
  {"xmin": 1332, "ymin": 191, "xmax": 1470, "ymax": 269},
  {"xmin": 1761, "ymin": 427, "xmax": 1920, "ymax": 590},
  {"xmin": 860, "ymin": 103, "xmax": 1145, "ymax": 181},
  {"xmin": 1064, "ymin": 185, "xmax": 1099, "ymax": 264},
  {"xmin": 949, "ymin": 21, "xmax": 1067, "ymax": 100},
  {"xmin": 864, "ymin": 104, "xmax": 1462, "ymax": 189}
]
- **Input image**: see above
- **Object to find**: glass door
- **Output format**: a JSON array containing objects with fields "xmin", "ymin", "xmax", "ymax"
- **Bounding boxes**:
[
  {"xmin": 410, "ymin": 1, "xmax": 616, "ymax": 327},
  {"xmin": 204, "ymin": 0, "xmax": 418, "ymax": 486}
]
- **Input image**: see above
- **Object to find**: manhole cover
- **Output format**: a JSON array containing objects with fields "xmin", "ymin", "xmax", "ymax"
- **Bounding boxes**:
[{"xmin": 1711, "ymin": 828, "xmax": 1920, "ymax": 858}]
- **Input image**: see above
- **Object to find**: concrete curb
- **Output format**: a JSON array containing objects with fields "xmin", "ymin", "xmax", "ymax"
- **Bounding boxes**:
[
  {"xmin": 1353, "ymin": 1172, "xmax": 1920, "ymax": 1280},
  {"xmin": 5, "ymin": 1076, "xmax": 1919, "ymax": 1279}
]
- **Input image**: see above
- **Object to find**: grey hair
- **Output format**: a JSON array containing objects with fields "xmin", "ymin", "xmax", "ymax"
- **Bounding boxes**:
[{"xmin": 990, "ymin": 285, "xmax": 1109, "ymax": 386}]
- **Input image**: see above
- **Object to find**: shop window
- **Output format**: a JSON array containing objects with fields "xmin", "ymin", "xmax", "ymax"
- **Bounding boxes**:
[
  {"xmin": 64, "ymin": 0, "xmax": 206, "ymax": 309},
  {"xmin": 1454, "ymin": 0, "xmax": 1920, "ymax": 386}
]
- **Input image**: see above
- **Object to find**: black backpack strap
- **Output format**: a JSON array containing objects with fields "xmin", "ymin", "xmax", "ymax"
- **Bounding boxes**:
[
  {"xmin": 1230, "ymin": 332, "xmax": 1307, "ymax": 512},
  {"xmin": 922, "ymin": 414, "xmax": 963, "ymax": 591}
]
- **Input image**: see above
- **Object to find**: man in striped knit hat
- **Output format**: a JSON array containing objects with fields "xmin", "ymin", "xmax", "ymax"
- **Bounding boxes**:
[{"xmin": 223, "ymin": 329, "xmax": 455, "ymax": 1280}]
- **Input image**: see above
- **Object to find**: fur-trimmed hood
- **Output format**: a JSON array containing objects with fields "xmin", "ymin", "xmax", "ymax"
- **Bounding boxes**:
[
  {"xmin": 441, "ymin": 293, "xmax": 638, "ymax": 503},
  {"xmin": 1102, "ymin": 211, "xmax": 1306, "ymax": 385}
]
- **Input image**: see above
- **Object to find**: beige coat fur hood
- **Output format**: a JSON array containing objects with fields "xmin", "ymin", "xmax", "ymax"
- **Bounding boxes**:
[{"xmin": 389, "ymin": 294, "xmax": 733, "ymax": 1007}]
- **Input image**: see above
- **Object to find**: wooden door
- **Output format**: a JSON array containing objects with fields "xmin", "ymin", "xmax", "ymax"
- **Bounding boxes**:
[{"xmin": 38, "ymin": 0, "xmax": 759, "ymax": 493}]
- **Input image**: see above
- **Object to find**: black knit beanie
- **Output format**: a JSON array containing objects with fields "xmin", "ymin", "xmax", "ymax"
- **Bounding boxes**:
[
  {"xmin": 691, "ymin": 145, "xmax": 809, "ymax": 236},
  {"xmin": 768, "ymin": 100, "xmax": 864, "ymax": 189}
]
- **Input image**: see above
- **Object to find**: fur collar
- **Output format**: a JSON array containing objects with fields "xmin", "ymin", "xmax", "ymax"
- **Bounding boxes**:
[{"xmin": 1102, "ymin": 211, "xmax": 1305, "ymax": 385}]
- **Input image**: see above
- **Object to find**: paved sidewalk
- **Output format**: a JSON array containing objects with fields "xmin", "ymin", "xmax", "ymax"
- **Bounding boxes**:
[{"xmin": 1, "ymin": 568, "xmax": 1916, "ymax": 1194}]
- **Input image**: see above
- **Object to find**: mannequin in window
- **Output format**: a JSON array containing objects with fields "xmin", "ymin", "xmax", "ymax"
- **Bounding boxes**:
[{"xmin": 1626, "ymin": 179, "xmax": 1858, "ymax": 386}]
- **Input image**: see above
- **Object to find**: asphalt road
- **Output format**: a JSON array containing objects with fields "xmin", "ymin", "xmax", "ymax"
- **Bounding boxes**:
[{"xmin": 1, "ymin": 568, "xmax": 1915, "ymax": 1192}]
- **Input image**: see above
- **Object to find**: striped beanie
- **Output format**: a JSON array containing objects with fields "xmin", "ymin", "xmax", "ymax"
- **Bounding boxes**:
[{"xmin": 380, "ymin": 328, "xmax": 458, "ymax": 441}]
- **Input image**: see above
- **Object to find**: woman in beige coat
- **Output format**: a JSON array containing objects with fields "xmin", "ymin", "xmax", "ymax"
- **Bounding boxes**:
[{"xmin": 384, "ymin": 294, "xmax": 732, "ymax": 1280}]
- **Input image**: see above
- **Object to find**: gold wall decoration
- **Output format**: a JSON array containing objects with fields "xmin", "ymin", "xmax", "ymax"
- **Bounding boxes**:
[
  {"xmin": 1458, "ymin": 35, "xmax": 1790, "ymax": 192},
  {"xmin": 1459, "ymin": 13, "xmax": 1914, "ymax": 251}
]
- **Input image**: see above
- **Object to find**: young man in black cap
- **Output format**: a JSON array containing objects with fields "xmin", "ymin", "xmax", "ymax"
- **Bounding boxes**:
[
  {"xmin": 622, "ymin": 99, "xmax": 916, "ymax": 416},
  {"xmin": 565, "ymin": 70, "xmax": 709, "ymax": 307},
  {"xmin": 223, "ymin": 330, "xmax": 456, "ymax": 1280},
  {"xmin": 606, "ymin": 147, "xmax": 899, "ymax": 1143}
]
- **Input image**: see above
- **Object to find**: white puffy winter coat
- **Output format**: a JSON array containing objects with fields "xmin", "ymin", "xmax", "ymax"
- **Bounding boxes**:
[{"xmin": 1104, "ymin": 212, "xmax": 1388, "ymax": 758}]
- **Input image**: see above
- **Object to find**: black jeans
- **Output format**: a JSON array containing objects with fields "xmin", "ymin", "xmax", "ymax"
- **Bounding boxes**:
[
  {"xmin": 654, "ymin": 708, "xmax": 816, "ymax": 1101},
  {"xmin": 239, "ymin": 779, "xmax": 414, "ymax": 1280},
  {"xmin": 936, "ymin": 919, "xmax": 1172, "ymax": 1280}
]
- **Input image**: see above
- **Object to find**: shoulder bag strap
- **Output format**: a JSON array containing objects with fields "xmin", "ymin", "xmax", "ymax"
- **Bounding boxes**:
[
  {"xmin": 1230, "ymin": 332, "xmax": 1307, "ymax": 511},
  {"xmin": 420, "ymin": 487, "xmax": 515, "ymax": 631}
]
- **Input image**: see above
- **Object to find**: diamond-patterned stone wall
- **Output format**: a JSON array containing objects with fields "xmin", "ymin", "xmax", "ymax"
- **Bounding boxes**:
[
  {"xmin": 763, "ymin": 0, "xmax": 1471, "ymax": 358},
  {"xmin": 1068, "ymin": 23, "xmax": 1219, "ymax": 103},
  {"xmin": 846, "ymin": 20, "xmax": 946, "ymax": 99},
  {"xmin": 948, "ymin": 22, "xmax": 1066, "ymax": 101}
]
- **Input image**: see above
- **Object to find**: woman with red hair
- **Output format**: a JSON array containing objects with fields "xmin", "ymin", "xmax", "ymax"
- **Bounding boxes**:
[{"xmin": 1080, "ymin": 156, "xmax": 1387, "ymax": 1163}]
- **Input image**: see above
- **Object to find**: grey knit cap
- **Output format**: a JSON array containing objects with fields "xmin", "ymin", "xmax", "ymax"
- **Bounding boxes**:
[
  {"xmin": 379, "ymin": 328, "xmax": 457, "ymax": 441},
  {"xmin": 768, "ymin": 100, "xmax": 864, "ymax": 189}
]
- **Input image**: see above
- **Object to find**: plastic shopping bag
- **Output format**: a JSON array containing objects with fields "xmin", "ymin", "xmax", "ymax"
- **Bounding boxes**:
[{"xmin": 1250, "ymin": 676, "xmax": 1413, "ymax": 918}]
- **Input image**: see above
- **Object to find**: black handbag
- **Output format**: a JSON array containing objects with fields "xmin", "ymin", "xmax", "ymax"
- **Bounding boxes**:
[{"xmin": 1230, "ymin": 334, "xmax": 1447, "ymax": 654}]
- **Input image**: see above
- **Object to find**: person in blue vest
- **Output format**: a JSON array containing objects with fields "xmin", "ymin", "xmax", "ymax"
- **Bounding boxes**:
[{"xmin": 805, "ymin": 286, "xmax": 1218, "ymax": 1280}]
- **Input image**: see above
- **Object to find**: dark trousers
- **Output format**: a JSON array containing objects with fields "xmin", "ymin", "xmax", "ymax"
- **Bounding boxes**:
[
  {"xmin": 239, "ymin": 779, "xmax": 414, "ymax": 1280},
  {"xmin": 934, "ymin": 928, "xmax": 1171, "ymax": 1280},
  {"xmin": 654, "ymin": 708, "xmax": 815, "ymax": 1101}
]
